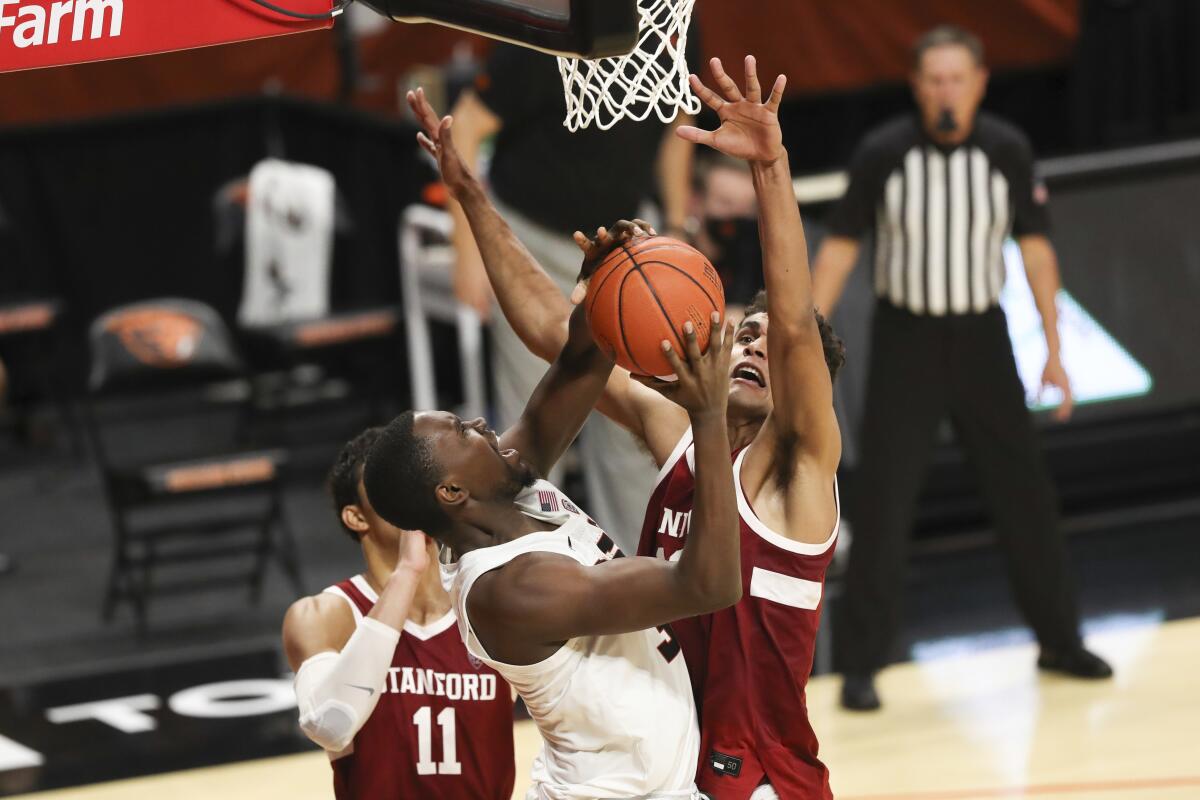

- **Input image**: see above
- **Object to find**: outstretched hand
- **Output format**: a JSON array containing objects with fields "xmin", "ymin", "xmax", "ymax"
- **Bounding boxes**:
[
  {"xmin": 407, "ymin": 87, "xmax": 474, "ymax": 198},
  {"xmin": 677, "ymin": 55, "xmax": 786, "ymax": 165},
  {"xmin": 568, "ymin": 219, "xmax": 656, "ymax": 305},
  {"xmin": 634, "ymin": 312, "xmax": 735, "ymax": 418}
]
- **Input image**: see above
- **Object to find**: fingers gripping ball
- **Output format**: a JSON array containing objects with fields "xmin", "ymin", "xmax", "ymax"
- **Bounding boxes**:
[{"xmin": 585, "ymin": 236, "xmax": 726, "ymax": 379}]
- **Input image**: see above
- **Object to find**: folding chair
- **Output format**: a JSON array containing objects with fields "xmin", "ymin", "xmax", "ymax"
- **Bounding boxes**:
[
  {"xmin": 84, "ymin": 298, "xmax": 303, "ymax": 634},
  {"xmin": 219, "ymin": 160, "xmax": 404, "ymax": 437},
  {"xmin": 0, "ymin": 296, "xmax": 81, "ymax": 453}
]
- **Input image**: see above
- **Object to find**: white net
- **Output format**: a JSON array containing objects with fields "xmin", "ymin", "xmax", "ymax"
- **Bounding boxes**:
[{"xmin": 556, "ymin": 0, "xmax": 701, "ymax": 131}]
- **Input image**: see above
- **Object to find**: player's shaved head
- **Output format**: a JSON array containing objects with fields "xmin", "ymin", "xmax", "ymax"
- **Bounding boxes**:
[
  {"xmin": 364, "ymin": 411, "xmax": 449, "ymax": 534},
  {"xmin": 365, "ymin": 410, "xmax": 538, "ymax": 541}
]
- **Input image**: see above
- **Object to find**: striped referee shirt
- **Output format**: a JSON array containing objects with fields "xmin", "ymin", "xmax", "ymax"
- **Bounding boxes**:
[{"xmin": 827, "ymin": 112, "xmax": 1050, "ymax": 316}]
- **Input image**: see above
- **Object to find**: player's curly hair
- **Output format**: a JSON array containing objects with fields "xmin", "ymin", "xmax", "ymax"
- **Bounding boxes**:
[
  {"xmin": 327, "ymin": 427, "xmax": 383, "ymax": 542},
  {"xmin": 743, "ymin": 289, "xmax": 846, "ymax": 381},
  {"xmin": 363, "ymin": 411, "xmax": 450, "ymax": 535}
]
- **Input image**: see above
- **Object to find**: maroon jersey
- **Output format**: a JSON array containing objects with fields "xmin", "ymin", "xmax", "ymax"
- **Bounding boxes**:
[
  {"xmin": 323, "ymin": 575, "xmax": 515, "ymax": 799},
  {"xmin": 638, "ymin": 430, "xmax": 838, "ymax": 799}
]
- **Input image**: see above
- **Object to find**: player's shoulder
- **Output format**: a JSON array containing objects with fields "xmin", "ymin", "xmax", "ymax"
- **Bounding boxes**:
[
  {"xmin": 739, "ymin": 433, "xmax": 841, "ymax": 545},
  {"xmin": 474, "ymin": 550, "xmax": 581, "ymax": 596},
  {"xmin": 281, "ymin": 591, "xmax": 357, "ymax": 670},
  {"xmin": 284, "ymin": 591, "xmax": 355, "ymax": 636},
  {"xmin": 466, "ymin": 550, "xmax": 581, "ymax": 628}
]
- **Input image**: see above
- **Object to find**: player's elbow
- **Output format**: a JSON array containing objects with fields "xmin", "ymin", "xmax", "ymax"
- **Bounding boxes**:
[
  {"xmin": 770, "ymin": 317, "xmax": 814, "ymax": 343},
  {"xmin": 819, "ymin": 236, "xmax": 860, "ymax": 269},
  {"xmin": 536, "ymin": 318, "xmax": 574, "ymax": 364},
  {"xmin": 449, "ymin": 91, "xmax": 501, "ymax": 148},
  {"xmin": 299, "ymin": 701, "xmax": 357, "ymax": 753},
  {"xmin": 527, "ymin": 332, "xmax": 561, "ymax": 364},
  {"xmin": 305, "ymin": 729, "xmax": 353, "ymax": 754},
  {"xmin": 718, "ymin": 575, "xmax": 744, "ymax": 608},
  {"xmin": 683, "ymin": 573, "xmax": 742, "ymax": 614},
  {"xmin": 708, "ymin": 583, "xmax": 742, "ymax": 612},
  {"xmin": 704, "ymin": 583, "xmax": 743, "ymax": 614}
]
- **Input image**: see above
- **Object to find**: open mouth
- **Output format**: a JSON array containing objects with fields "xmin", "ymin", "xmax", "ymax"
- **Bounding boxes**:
[{"xmin": 731, "ymin": 363, "xmax": 766, "ymax": 388}]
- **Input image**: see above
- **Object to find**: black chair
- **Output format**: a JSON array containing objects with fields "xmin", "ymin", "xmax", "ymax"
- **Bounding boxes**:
[
  {"xmin": 0, "ymin": 296, "xmax": 81, "ymax": 453},
  {"xmin": 84, "ymin": 298, "xmax": 303, "ymax": 634},
  {"xmin": 237, "ymin": 307, "xmax": 404, "ymax": 442},
  {"xmin": 214, "ymin": 170, "xmax": 405, "ymax": 443}
]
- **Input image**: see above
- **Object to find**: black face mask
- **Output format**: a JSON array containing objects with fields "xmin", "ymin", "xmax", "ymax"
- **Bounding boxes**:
[
  {"xmin": 936, "ymin": 107, "xmax": 958, "ymax": 134},
  {"xmin": 705, "ymin": 216, "xmax": 763, "ymax": 305}
]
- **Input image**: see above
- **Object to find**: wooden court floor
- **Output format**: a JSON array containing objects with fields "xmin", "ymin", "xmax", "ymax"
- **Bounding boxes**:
[{"xmin": 24, "ymin": 617, "xmax": 1200, "ymax": 800}]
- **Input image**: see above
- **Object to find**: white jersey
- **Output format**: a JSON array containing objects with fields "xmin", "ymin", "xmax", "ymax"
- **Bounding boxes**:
[{"xmin": 441, "ymin": 480, "xmax": 700, "ymax": 800}]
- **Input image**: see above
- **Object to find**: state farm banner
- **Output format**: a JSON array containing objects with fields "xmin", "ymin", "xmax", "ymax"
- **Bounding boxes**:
[{"xmin": 0, "ymin": 0, "xmax": 334, "ymax": 73}]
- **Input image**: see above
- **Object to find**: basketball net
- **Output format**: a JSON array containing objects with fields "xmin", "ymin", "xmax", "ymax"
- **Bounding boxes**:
[{"xmin": 556, "ymin": 0, "xmax": 701, "ymax": 132}]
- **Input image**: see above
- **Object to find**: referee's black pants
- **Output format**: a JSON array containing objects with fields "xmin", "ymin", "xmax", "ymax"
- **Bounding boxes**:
[{"xmin": 838, "ymin": 300, "xmax": 1083, "ymax": 675}]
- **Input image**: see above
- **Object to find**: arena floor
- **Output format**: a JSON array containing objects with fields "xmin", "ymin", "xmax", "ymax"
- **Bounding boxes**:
[{"xmin": 20, "ymin": 617, "xmax": 1199, "ymax": 800}]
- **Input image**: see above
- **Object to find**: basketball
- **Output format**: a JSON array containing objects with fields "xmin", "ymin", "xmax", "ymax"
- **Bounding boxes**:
[{"xmin": 585, "ymin": 235, "xmax": 726, "ymax": 378}]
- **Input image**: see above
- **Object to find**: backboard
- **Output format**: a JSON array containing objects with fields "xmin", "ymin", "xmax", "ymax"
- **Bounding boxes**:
[{"xmin": 356, "ymin": 0, "xmax": 639, "ymax": 58}]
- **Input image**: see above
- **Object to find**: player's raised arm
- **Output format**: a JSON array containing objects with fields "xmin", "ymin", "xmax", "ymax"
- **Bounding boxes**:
[
  {"xmin": 407, "ymin": 89, "xmax": 689, "ymax": 465},
  {"xmin": 498, "ymin": 300, "xmax": 616, "ymax": 478},
  {"xmin": 470, "ymin": 318, "xmax": 741, "ymax": 653},
  {"xmin": 409, "ymin": 88, "xmax": 566, "ymax": 361},
  {"xmin": 679, "ymin": 58, "xmax": 840, "ymax": 462}
]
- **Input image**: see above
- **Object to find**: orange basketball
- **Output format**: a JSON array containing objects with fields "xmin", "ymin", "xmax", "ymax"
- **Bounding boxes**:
[{"xmin": 585, "ymin": 236, "xmax": 726, "ymax": 378}]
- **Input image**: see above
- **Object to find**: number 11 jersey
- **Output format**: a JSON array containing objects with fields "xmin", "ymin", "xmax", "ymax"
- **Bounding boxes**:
[{"xmin": 323, "ymin": 575, "xmax": 515, "ymax": 799}]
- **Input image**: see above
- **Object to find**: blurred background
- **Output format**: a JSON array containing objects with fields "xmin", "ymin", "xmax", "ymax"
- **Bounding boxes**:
[{"xmin": 0, "ymin": 0, "xmax": 1198, "ymax": 797}]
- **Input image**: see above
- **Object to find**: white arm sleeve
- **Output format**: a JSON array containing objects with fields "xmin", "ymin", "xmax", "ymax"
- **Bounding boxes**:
[{"xmin": 293, "ymin": 616, "xmax": 400, "ymax": 752}]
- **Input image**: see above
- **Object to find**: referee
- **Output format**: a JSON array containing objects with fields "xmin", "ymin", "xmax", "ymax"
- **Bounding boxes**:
[{"xmin": 812, "ymin": 25, "xmax": 1112, "ymax": 711}]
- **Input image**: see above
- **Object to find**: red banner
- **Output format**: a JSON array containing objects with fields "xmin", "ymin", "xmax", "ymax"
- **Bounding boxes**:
[
  {"xmin": 0, "ymin": 0, "xmax": 334, "ymax": 73},
  {"xmin": 697, "ymin": 0, "xmax": 1078, "ymax": 96}
]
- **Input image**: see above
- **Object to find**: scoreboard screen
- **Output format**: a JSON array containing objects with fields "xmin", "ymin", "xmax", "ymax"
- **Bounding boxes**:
[
  {"xmin": 1026, "ymin": 158, "xmax": 1200, "ymax": 420},
  {"xmin": 1000, "ymin": 241, "xmax": 1152, "ymax": 413}
]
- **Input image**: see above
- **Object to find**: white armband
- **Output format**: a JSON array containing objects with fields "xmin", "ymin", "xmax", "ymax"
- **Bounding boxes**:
[{"xmin": 294, "ymin": 616, "xmax": 400, "ymax": 752}]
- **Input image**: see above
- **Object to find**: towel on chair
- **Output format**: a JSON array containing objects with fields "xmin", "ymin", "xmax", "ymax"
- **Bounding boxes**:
[{"xmin": 239, "ymin": 159, "xmax": 335, "ymax": 327}]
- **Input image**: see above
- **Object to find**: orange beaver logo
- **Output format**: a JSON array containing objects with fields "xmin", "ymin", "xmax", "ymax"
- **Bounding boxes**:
[{"xmin": 105, "ymin": 308, "xmax": 203, "ymax": 368}]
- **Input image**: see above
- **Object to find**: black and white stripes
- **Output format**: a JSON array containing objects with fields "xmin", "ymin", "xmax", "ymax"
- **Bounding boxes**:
[{"xmin": 872, "ymin": 146, "xmax": 1011, "ymax": 316}]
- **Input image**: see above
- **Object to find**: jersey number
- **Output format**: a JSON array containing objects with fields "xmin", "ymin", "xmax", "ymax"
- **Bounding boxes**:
[
  {"xmin": 656, "ymin": 624, "xmax": 681, "ymax": 663},
  {"xmin": 595, "ymin": 532, "xmax": 624, "ymax": 560},
  {"xmin": 412, "ymin": 706, "xmax": 462, "ymax": 776}
]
